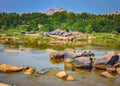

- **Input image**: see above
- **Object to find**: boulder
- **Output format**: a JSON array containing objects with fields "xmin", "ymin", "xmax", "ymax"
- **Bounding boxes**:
[
  {"xmin": 94, "ymin": 52, "xmax": 115, "ymax": 65},
  {"xmin": 101, "ymin": 71, "xmax": 115, "ymax": 78},
  {"xmin": 42, "ymin": 32, "xmax": 49, "ymax": 37},
  {"xmin": 66, "ymin": 75, "xmax": 75, "ymax": 81},
  {"xmin": 0, "ymin": 64, "xmax": 23, "ymax": 73},
  {"xmin": 114, "ymin": 62, "xmax": 120, "ymax": 67},
  {"xmin": 81, "ymin": 50, "xmax": 94, "ymax": 57},
  {"xmin": 94, "ymin": 57, "xmax": 108, "ymax": 65},
  {"xmin": 0, "ymin": 82, "xmax": 10, "ymax": 86},
  {"xmin": 23, "ymin": 65, "xmax": 29, "ymax": 70},
  {"xmin": 94, "ymin": 64, "xmax": 106, "ymax": 70},
  {"xmin": 50, "ymin": 51, "xmax": 64, "ymax": 59},
  {"xmin": 24, "ymin": 68, "xmax": 35, "ymax": 75},
  {"xmin": 56, "ymin": 71, "xmax": 68, "ymax": 79},
  {"xmin": 105, "ymin": 66, "xmax": 115, "ymax": 72},
  {"xmin": 116, "ymin": 68, "xmax": 120, "ymax": 74},
  {"xmin": 62, "ymin": 32, "xmax": 72, "ymax": 37},
  {"xmin": 49, "ymin": 29, "xmax": 66, "ymax": 36},
  {"xmin": 35, "ymin": 71, "xmax": 46, "ymax": 77},
  {"xmin": 64, "ymin": 50, "xmax": 77, "ymax": 63},
  {"xmin": 73, "ymin": 56, "xmax": 92, "ymax": 69}
]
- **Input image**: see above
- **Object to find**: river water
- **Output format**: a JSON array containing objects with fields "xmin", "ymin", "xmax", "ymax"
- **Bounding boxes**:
[{"xmin": 0, "ymin": 39, "xmax": 120, "ymax": 86}]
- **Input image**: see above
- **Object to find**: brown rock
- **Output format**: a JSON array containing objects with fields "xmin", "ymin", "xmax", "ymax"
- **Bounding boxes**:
[
  {"xmin": 0, "ymin": 64, "xmax": 23, "ymax": 73},
  {"xmin": 35, "ymin": 71, "xmax": 46, "ymax": 77},
  {"xmin": 101, "ymin": 71, "xmax": 115, "ymax": 78},
  {"xmin": 114, "ymin": 62, "xmax": 120, "ymax": 67},
  {"xmin": 56, "ymin": 71, "xmax": 68, "ymax": 78},
  {"xmin": 94, "ymin": 64, "xmax": 106, "ymax": 70},
  {"xmin": 24, "ymin": 68, "xmax": 35, "ymax": 75},
  {"xmin": 0, "ymin": 82, "xmax": 10, "ymax": 86},
  {"xmin": 66, "ymin": 75, "xmax": 75, "ymax": 81},
  {"xmin": 116, "ymin": 68, "xmax": 120, "ymax": 74},
  {"xmin": 23, "ymin": 65, "xmax": 29, "ymax": 70}
]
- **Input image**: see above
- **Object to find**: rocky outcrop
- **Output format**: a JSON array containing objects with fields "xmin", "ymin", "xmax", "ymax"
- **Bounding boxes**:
[
  {"xmin": 101, "ymin": 71, "xmax": 115, "ymax": 78},
  {"xmin": 24, "ymin": 68, "xmax": 35, "ymax": 75},
  {"xmin": 0, "ymin": 64, "xmax": 23, "ymax": 73},
  {"xmin": 42, "ymin": 8, "xmax": 70, "ymax": 15}
]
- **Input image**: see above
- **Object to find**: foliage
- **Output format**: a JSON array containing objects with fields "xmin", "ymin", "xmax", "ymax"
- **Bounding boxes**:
[{"xmin": 0, "ymin": 11, "xmax": 120, "ymax": 33}]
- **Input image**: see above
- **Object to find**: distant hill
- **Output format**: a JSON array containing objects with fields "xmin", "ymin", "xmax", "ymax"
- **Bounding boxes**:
[{"xmin": 42, "ymin": 7, "xmax": 70, "ymax": 15}]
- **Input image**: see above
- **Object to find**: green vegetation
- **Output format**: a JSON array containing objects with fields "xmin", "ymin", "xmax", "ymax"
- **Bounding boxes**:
[{"xmin": 0, "ymin": 11, "xmax": 120, "ymax": 33}]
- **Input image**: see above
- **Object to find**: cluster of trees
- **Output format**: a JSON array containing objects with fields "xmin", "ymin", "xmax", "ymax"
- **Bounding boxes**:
[{"xmin": 0, "ymin": 11, "xmax": 120, "ymax": 33}]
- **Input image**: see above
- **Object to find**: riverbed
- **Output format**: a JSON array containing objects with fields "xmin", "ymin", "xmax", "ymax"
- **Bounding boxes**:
[{"xmin": 0, "ymin": 40, "xmax": 120, "ymax": 86}]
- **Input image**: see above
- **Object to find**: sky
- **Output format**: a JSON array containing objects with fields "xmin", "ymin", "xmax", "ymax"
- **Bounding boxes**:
[{"xmin": 0, "ymin": 0, "xmax": 120, "ymax": 14}]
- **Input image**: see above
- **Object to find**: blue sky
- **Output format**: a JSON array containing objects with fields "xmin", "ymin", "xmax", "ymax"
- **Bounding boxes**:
[{"xmin": 0, "ymin": 0, "xmax": 120, "ymax": 14}]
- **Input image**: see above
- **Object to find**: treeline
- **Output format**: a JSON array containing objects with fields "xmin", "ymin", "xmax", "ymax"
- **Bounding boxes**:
[{"xmin": 0, "ymin": 11, "xmax": 120, "ymax": 33}]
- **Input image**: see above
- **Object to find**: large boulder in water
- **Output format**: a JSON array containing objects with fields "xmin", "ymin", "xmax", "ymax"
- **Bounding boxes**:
[
  {"xmin": 73, "ymin": 56, "xmax": 92, "ymax": 69},
  {"xmin": 50, "ymin": 51, "xmax": 65, "ymax": 59},
  {"xmin": 94, "ymin": 52, "xmax": 120, "ymax": 70},
  {"xmin": 0, "ymin": 64, "xmax": 23, "ymax": 73}
]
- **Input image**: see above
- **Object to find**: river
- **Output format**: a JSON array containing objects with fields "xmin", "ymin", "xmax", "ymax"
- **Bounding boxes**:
[{"xmin": 0, "ymin": 39, "xmax": 120, "ymax": 86}]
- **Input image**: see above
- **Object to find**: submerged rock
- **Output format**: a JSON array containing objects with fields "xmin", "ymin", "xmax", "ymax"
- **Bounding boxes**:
[
  {"xmin": 23, "ymin": 65, "xmax": 29, "ymax": 70},
  {"xmin": 66, "ymin": 75, "xmax": 75, "ymax": 81},
  {"xmin": 101, "ymin": 71, "xmax": 115, "ymax": 78},
  {"xmin": 0, "ymin": 64, "xmax": 23, "ymax": 73},
  {"xmin": 35, "ymin": 71, "xmax": 46, "ymax": 77},
  {"xmin": 56, "ymin": 71, "xmax": 68, "ymax": 78},
  {"xmin": 24, "ymin": 68, "xmax": 35, "ymax": 75}
]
